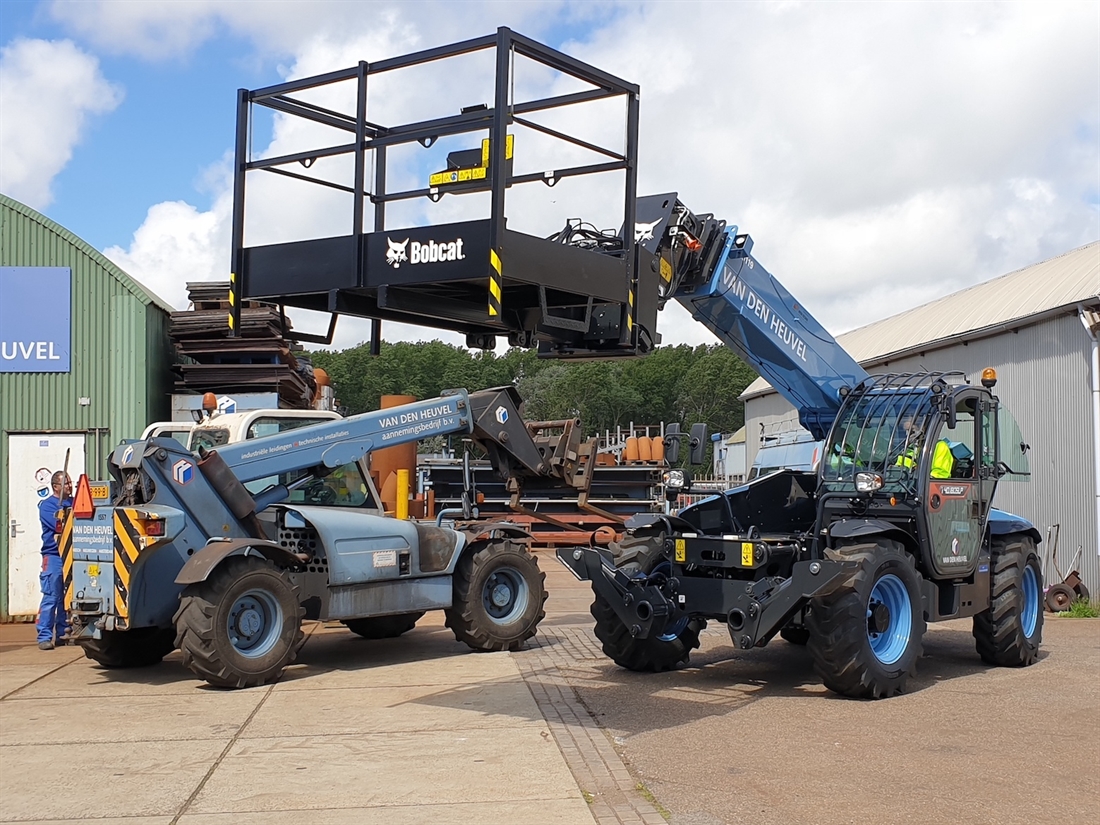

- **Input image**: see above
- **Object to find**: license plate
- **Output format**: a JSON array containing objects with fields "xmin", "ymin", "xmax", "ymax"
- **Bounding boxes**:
[
  {"xmin": 87, "ymin": 564, "xmax": 101, "ymax": 576},
  {"xmin": 90, "ymin": 485, "xmax": 109, "ymax": 500}
]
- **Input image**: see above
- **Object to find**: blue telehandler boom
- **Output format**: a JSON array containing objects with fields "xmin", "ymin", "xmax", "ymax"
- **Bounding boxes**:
[{"xmin": 63, "ymin": 387, "xmax": 592, "ymax": 688}]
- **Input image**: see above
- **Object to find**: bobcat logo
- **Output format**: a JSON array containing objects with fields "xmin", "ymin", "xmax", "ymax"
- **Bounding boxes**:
[
  {"xmin": 634, "ymin": 219, "xmax": 661, "ymax": 243},
  {"xmin": 386, "ymin": 238, "xmax": 409, "ymax": 268}
]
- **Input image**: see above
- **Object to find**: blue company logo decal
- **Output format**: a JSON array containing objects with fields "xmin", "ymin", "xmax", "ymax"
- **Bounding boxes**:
[
  {"xmin": 172, "ymin": 460, "xmax": 194, "ymax": 485},
  {"xmin": 495, "ymin": 405, "xmax": 509, "ymax": 424},
  {"xmin": 122, "ymin": 445, "xmax": 135, "ymax": 464},
  {"xmin": 0, "ymin": 267, "xmax": 72, "ymax": 373}
]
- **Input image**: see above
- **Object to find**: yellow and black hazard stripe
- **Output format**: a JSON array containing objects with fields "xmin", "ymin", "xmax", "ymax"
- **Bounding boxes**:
[
  {"xmin": 626, "ymin": 286, "xmax": 635, "ymax": 333},
  {"xmin": 60, "ymin": 516, "xmax": 74, "ymax": 610},
  {"xmin": 227, "ymin": 272, "xmax": 237, "ymax": 332},
  {"xmin": 113, "ymin": 509, "xmax": 145, "ymax": 619},
  {"xmin": 489, "ymin": 250, "xmax": 502, "ymax": 318}
]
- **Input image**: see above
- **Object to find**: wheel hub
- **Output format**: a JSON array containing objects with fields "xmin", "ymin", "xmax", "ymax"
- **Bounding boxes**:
[
  {"xmin": 868, "ymin": 602, "xmax": 891, "ymax": 635},
  {"xmin": 490, "ymin": 582, "xmax": 512, "ymax": 608},
  {"xmin": 237, "ymin": 607, "xmax": 262, "ymax": 638}
]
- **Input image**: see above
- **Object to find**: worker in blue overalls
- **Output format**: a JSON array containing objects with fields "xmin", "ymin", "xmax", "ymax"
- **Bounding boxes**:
[{"xmin": 37, "ymin": 471, "xmax": 72, "ymax": 650}]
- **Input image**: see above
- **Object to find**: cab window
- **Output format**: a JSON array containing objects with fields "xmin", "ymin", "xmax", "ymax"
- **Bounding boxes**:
[
  {"xmin": 996, "ymin": 404, "xmax": 1031, "ymax": 481},
  {"xmin": 931, "ymin": 398, "xmax": 975, "ymax": 480},
  {"xmin": 247, "ymin": 416, "xmax": 329, "ymax": 439},
  {"xmin": 244, "ymin": 461, "xmax": 374, "ymax": 508},
  {"xmin": 190, "ymin": 428, "xmax": 229, "ymax": 451}
]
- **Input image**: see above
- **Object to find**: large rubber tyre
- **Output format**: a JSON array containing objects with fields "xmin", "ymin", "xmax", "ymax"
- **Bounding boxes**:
[
  {"xmin": 591, "ymin": 537, "xmax": 702, "ymax": 672},
  {"xmin": 446, "ymin": 540, "xmax": 547, "ymax": 652},
  {"xmin": 174, "ymin": 556, "xmax": 305, "ymax": 689},
  {"xmin": 973, "ymin": 535, "xmax": 1043, "ymax": 666},
  {"xmin": 80, "ymin": 627, "xmax": 176, "ymax": 668},
  {"xmin": 807, "ymin": 541, "xmax": 926, "ymax": 699},
  {"xmin": 343, "ymin": 612, "xmax": 425, "ymax": 639}
]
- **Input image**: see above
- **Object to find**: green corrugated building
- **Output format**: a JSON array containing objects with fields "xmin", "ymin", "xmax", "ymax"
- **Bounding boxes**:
[{"xmin": 1, "ymin": 194, "xmax": 175, "ymax": 619}]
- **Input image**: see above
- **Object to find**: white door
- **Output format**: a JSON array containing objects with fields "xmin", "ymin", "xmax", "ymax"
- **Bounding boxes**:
[{"xmin": 6, "ymin": 434, "xmax": 85, "ymax": 618}]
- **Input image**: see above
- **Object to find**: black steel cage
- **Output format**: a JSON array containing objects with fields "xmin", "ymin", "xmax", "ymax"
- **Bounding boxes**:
[{"xmin": 229, "ymin": 27, "xmax": 656, "ymax": 357}]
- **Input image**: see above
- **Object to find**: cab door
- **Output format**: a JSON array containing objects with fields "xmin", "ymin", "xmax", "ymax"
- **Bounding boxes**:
[{"xmin": 925, "ymin": 392, "xmax": 985, "ymax": 577}]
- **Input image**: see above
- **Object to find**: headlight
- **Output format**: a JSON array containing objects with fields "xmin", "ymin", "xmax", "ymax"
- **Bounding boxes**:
[
  {"xmin": 855, "ymin": 472, "xmax": 884, "ymax": 492},
  {"xmin": 663, "ymin": 469, "xmax": 686, "ymax": 490}
]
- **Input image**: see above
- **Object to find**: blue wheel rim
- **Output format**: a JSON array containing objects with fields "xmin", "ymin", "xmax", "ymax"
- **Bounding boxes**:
[
  {"xmin": 1021, "ymin": 564, "xmax": 1039, "ymax": 638},
  {"xmin": 227, "ymin": 589, "xmax": 283, "ymax": 658},
  {"xmin": 482, "ymin": 566, "xmax": 530, "ymax": 625},
  {"xmin": 867, "ymin": 573, "xmax": 912, "ymax": 666}
]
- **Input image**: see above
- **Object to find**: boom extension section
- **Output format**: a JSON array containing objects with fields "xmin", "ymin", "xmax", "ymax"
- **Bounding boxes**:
[{"xmin": 634, "ymin": 195, "xmax": 870, "ymax": 440}]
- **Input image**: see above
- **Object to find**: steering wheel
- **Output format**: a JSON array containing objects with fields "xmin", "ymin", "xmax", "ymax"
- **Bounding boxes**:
[{"xmin": 304, "ymin": 481, "xmax": 337, "ymax": 505}]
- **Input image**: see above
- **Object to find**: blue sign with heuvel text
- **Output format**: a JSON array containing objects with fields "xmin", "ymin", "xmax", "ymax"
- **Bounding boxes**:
[{"xmin": 0, "ymin": 267, "xmax": 71, "ymax": 373}]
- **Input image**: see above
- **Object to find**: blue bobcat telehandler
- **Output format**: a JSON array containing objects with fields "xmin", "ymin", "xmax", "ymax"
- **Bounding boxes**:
[
  {"xmin": 63, "ymin": 387, "xmax": 591, "ymax": 688},
  {"xmin": 80, "ymin": 27, "xmax": 1041, "ymax": 698}
]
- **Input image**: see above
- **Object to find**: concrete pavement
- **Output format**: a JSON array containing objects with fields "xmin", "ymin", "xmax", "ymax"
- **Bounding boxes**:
[{"xmin": 2, "ymin": 549, "xmax": 1097, "ymax": 825}]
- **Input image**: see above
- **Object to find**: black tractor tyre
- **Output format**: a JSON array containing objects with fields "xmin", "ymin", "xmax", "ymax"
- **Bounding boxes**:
[
  {"xmin": 807, "ymin": 541, "xmax": 926, "ymax": 699},
  {"xmin": 80, "ymin": 627, "xmax": 176, "ymax": 668},
  {"xmin": 973, "ymin": 535, "xmax": 1043, "ymax": 666},
  {"xmin": 779, "ymin": 625, "xmax": 810, "ymax": 646},
  {"xmin": 1074, "ymin": 582, "xmax": 1091, "ymax": 603},
  {"xmin": 591, "ymin": 537, "xmax": 702, "ymax": 672},
  {"xmin": 174, "ymin": 556, "xmax": 305, "ymax": 689},
  {"xmin": 1044, "ymin": 583, "xmax": 1076, "ymax": 613},
  {"xmin": 343, "ymin": 612, "xmax": 425, "ymax": 639},
  {"xmin": 445, "ymin": 540, "xmax": 547, "ymax": 652}
]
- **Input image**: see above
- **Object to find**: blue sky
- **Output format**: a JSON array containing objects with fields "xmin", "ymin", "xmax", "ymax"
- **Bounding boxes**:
[
  {"xmin": 1, "ymin": 0, "xmax": 272, "ymax": 249},
  {"xmin": 1, "ymin": 1, "xmax": 1097, "ymax": 350}
]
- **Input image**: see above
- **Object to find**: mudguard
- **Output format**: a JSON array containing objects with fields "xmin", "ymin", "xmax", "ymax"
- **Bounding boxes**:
[
  {"xmin": 987, "ymin": 508, "xmax": 1042, "ymax": 544},
  {"xmin": 828, "ymin": 518, "xmax": 914, "ymax": 547},
  {"xmin": 175, "ymin": 538, "xmax": 303, "ymax": 585}
]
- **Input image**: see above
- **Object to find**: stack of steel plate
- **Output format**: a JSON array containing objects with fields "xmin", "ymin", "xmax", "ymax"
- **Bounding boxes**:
[{"xmin": 169, "ymin": 282, "xmax": 315, "ymax": 408}]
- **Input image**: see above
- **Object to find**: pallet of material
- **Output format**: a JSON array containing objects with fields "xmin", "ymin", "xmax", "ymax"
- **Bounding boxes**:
[
  {"xmin": 170, "ymin": 308, "xmax": 285, "ymax": 340},
  {"xmin": 186, "ymin": 281, "xmax": 272, "ymax": 311}
]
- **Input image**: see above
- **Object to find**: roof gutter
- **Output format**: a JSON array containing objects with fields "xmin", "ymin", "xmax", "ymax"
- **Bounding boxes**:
[{"xmin": 742, "ymin": 299, "xmax": 1100, "ymax": 401}]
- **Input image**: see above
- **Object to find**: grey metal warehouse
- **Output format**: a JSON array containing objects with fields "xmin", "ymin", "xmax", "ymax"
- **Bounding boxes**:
[
  {"xmin": 0, "ymin": 194, "xmax": 175, "ymax": 620},
  {"xmin": 741, "ymin": 242, "xmax": 1100, "ymax": 596}
]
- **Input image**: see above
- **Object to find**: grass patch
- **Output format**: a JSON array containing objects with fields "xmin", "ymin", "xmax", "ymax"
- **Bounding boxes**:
[
  {"xmin": 1058, "ymin": 598, "xmax": 1100, "ymax": 618},
  {"xmin": 636, "ymin": 782, "xmax": 672, "ymax": 821}
]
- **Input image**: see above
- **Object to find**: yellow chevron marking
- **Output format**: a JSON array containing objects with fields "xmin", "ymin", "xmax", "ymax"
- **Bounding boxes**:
[
  {"xmin": 114, "ymin": 585, "xmax": 128, "ymax": 619},
  {"xmin": 114, "ymin": 552, "xmax": 130, "ymax": 589},
  {"xmin": 489, "ymin": 277, "xmax": 502, "ymax": 301},
  {"xmin": 227, "ymin": 313, "xmax": 235, "ymax": 330},
  {"xmin": 490, "ymin": 249, "xmax": 502, "ymax": 275},
  {"xmin": 61, "ymin": 517, "xmax": 74, "ymax": 608},
  {"xmin": 115, "ymin": 511, "xmax": 141, "ymax": 564},
  {"xmin": 60, "ymin": 518, "xmax": 73, "ymax": 577}
]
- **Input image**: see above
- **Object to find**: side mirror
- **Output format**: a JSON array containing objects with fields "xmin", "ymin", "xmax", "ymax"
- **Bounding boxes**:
[
  {"xmin": 689, "ymin": 423, "xmax": 708, "ymax": 465},
  {"xmin": 664, "ymin": 424, "xmax": 681, "ymax": 464}
]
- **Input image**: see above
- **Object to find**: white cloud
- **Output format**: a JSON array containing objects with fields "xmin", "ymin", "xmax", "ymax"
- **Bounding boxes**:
[
  {"xmin": 97, "ymin": 1, "xmax": 1098, "ymax": 356},
  {"xmin": 0, "ymin": 38, "xmax": 123, "ymax": 210},
  {"xmin": 103, "ymin": 188, "xmax": 231, "ymax": 311}
]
